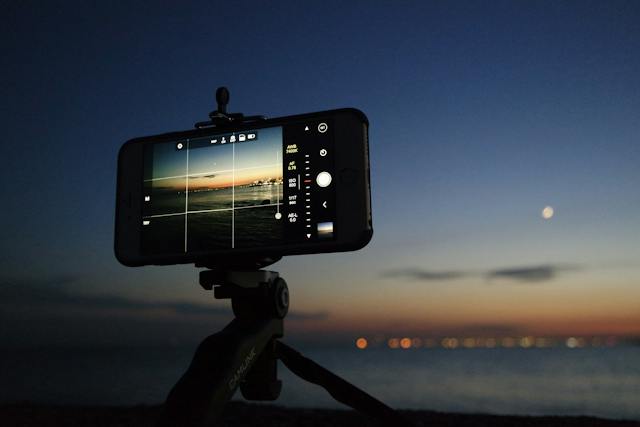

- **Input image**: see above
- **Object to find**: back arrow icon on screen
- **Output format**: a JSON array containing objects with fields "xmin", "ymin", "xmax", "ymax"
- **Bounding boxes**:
[{"xmin": 322, "ymin": 201, "xmax": 327, "ymax": 208}]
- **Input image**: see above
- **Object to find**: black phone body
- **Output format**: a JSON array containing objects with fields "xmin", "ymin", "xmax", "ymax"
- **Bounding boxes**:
[{"xmin": 115, "ymin": 108, "xmax": 372, "ymax": 267}]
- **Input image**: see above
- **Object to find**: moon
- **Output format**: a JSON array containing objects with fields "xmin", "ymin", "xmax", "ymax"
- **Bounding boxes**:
[{"xmin": 541, "ymin": 206, "xmax": 554, "ymax": 219}]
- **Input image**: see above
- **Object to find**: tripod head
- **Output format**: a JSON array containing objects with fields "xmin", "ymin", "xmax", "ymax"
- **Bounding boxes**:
[
  {"xmin": 200, "ymin": 269, "xmax": 289, "ymax": 325},
  {"xmin": 165, "ymin": 269, "xmax": 288, "ymax": 427}
]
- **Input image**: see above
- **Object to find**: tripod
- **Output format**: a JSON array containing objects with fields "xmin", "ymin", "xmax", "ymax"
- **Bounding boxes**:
[
  {"xmin": 164, "ymin": 267, "xmax": 408, "ymax": 426},
  {"xmin": 164, "ymin": 88, "xmax": 409, "ymax": 426}
]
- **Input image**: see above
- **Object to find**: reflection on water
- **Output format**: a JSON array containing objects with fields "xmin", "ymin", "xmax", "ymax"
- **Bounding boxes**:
[{"xmin": 278, "ymin": 347, "xmax": 640, "ymax": 420}]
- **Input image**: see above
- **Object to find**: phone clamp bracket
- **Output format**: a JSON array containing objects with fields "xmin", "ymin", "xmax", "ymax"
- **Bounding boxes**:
[
  {"xmin": 194, "ymin": 255, "xmax": 282, "ymax": 272},
  {"xmin": 192, "ymin": 86, "xmax": 281, "ymax": 272},
  {"xmin": 194, "ymin": 86, "xmax": 266, "ymax": 130}
]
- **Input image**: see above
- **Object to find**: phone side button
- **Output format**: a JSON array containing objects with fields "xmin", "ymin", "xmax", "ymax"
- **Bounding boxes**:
[{"xmin": 339, "ymin": 168, "xmax": 358, "ymax": 185}]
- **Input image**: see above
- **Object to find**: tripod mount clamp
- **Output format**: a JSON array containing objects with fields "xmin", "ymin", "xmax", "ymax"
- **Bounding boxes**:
[
  {"xmin": 194, "ymin": 86, "xmax": 267, "ymax": 130},
  {"xmin": 200, "ymin": 269, "xmax": 289, "ymax": 320},
  {"xmin": 193, "ymin": 86, "xmax": 279, "ymax": 271},
  {"xmin": 195, "ymin": 255, "xmax": 282, "ymax": 272}
]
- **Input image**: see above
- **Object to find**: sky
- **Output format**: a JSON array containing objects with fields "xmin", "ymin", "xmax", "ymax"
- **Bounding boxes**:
[
  {"xmin": 148, "ymin": 125, "xmax": 282, "ymax": 189},
  {"xmin": 1, "ymin": 0, "xmax": 639, "ymax": 348}
]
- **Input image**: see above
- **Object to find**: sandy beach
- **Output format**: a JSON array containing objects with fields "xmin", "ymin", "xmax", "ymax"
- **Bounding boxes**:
[{"xmin": 3, "ymin": 402, "xmax": 639, "ymax": 427}]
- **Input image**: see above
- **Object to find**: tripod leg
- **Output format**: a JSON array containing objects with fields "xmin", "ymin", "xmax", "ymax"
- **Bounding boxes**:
[
  {"xmin": 240, "ymin": 338, "xmax": 282, "ymax": 400},
  {"xmin": 164, "ymin": 317, "xmax": 282, "ymax": 427},
  {"xmin": 275, "ymin": 341, "xmax": 413, "ymax": 426}
]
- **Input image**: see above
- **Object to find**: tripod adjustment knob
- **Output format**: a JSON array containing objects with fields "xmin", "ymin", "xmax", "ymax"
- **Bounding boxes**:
[
  {"xmin": 272, "ymin": 278, "xmax": 289, "ymax": 319},
  {"xmin": 215, "ymin": 87, "xmax": 229, "ymax": 114}
]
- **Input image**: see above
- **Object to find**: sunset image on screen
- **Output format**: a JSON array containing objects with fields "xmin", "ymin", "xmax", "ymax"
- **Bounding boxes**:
[{"xmin": 141, "ymin": 127, "xmax": 284, "ymax": 253}]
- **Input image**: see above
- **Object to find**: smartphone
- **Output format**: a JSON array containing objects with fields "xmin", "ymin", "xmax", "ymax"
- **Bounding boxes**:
[{"xmin": 115, "ymin": 108, "xmax": 372, "ymax": 267}]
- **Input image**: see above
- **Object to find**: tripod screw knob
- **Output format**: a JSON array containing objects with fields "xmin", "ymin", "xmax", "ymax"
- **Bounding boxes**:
[
  {"xmin": 272, "ymin": 278, "xmax": 289, "ymax": 319},
  {"xmin": 216, "ymin": 87, "xmax": 230, "ymax": 114}
]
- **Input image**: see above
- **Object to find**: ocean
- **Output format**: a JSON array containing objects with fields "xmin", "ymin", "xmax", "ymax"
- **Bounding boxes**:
[
  {"xmin": 143, "ymin": 185, "xmax": 284, "ymax": 253},
  {"xmin": 1, "ymin": 345, "xmax": 638, "ymax": 420}
]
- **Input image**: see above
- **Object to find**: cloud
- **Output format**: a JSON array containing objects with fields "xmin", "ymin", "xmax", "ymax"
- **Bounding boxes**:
[
  {"xmin": 381, "ymin": 268, "xmax": 466, "ymax": 281},
  {"xmin": 287, "ymin": 310, "xmax": 329, "ymax": 321},
  {"xmin": 0, "ymin": 276, "xmax": 227, "ymax": 316},
  {"xmin": 0, "ymin": 275, "xmax": 326, "ymax": 320},
  {"xmin": 486, "ymin": 264, "xmax": 579, "ymax": 283},
  {"xmin": 381, "ymin": 264, "xmax": 580, "ymax": 284},
  {"xmin": 0, "ymin": 276, "xmax": 330, "ymax": 347}
]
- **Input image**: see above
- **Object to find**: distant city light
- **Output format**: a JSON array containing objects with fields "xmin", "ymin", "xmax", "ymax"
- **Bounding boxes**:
[
  {"xmin": 520, "ymin": 336, "xmax": 533, "ymax": 348},
  {"xmin": 566, "ymin": 337, "xmax": 579, "ymax": 348},
  {"xmin": 356, "ymin": 335, "xmax": 619, "ymax": 350},
  {"xmin": 400, "ymin": 337, "xmax": 412, "ymax": 349},
  {"xmin": 355, "ymin": 337, "xmax": 368, "ymax": 350},
  {"xmin": 441, "ymin": 337, "xmax": 459, "ymax": 349},
  {"xmin": 501, "ymin": 337, "xmax": 516, "ymax": 348}
]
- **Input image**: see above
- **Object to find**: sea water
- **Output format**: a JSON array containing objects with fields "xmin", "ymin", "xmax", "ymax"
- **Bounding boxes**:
[{"xmin": 1, "ymin": 346, "xmax": 638, "ymax": 420}]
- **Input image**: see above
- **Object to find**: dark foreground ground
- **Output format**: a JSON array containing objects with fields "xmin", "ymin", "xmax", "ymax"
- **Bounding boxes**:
[{"xmin": 2, "ymin": 402, "xmax": 639, "ymax": 427}]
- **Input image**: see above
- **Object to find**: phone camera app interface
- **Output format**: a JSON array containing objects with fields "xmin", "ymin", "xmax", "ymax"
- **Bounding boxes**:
[{"xmin": 141, "ymin": 120, "xmax": 335, "ymax": 255}]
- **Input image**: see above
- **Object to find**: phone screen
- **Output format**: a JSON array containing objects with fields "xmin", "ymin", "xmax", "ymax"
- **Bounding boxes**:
[{"xmin": 141, "ymin": 120, "xmax": 336, "ymax": 255}]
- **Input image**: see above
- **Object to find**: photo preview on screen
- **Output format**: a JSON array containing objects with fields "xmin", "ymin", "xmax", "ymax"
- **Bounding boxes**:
[
  {"xmin": 141, "ymin": 127, "xmax": 285, "ymax": 254},
  {"xmin": 138, "ymin": 120, "xmax": 340, "ymax": 256}
]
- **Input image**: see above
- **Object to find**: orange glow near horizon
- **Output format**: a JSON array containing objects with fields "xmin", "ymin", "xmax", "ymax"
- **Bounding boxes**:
[
  {"xmin": 284, "ymin": 301, "xmax": 640, "ymax": 338},
  {"xmin": 153, "ymin": 166, "xmax": 281, "ymax": 191},
  {"xmin": 282, "ymin": 273, "xmax": 640, "ymax": 338},
  {"xmin": 188, "ymin": 172, "xmax": 281, "ymax": 191}
]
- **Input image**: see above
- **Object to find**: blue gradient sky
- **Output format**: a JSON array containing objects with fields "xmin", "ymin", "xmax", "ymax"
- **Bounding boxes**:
[{"xmin": 1, "ymin": 1, "xmax": 639, "ymax": 346}]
